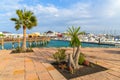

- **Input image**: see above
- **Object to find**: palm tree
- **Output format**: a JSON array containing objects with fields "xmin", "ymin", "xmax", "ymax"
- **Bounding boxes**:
[
  {"xmin": 67, "ymin": 26, "xmax": 84, "ymax": 69},
  {"xmin": 10, "ymin": 9, "xmax": 37, "ymax": 51}
]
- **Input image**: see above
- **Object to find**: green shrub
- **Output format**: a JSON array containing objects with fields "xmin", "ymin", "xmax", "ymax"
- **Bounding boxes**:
[
  {"xmin": 78, "ymin": 53, "xmax": 85, "ymax": 65},
  {"xmin": 15, "ymin": 47, "xmax": 22, "ymax": 53},
  {"xmin": 26, "ymin": 47, "xmax": 33, "ymax": 52},
  {"xmin": 11, "ymin": 47, "xmax": 33, "ymax": 53},
  {"xmin": 53, "ymin": 49, "xmax": 66, "ymax": 63}
]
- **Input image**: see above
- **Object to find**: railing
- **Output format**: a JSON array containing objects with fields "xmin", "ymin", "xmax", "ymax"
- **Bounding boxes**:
[
  {"xmin": 0, "ymin": 37, "xmax": 50, "ymax": 49},
  {"xmin": 0, "ymin": 37, "xmax": 50, "ymax": 43}
]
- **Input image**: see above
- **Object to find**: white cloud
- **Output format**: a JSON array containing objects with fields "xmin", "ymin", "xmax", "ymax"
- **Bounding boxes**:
[
  {"xmin": 1, "ymin": 0, "xmax": 120, "ymax": 34},
  {"xmin": 102, "ymin": 0, "xmax": 120, "ymax": 18},
  {"xmin": 0, "ymin": 0, "xmax": 93, "ymax": 33},
  {"xmin": 0, "ymin": 0, "xmax": 23, "ymax": 11},
  {"xmin": 20, "ymin": 2, "xmax": 92, "ymax": 29}
]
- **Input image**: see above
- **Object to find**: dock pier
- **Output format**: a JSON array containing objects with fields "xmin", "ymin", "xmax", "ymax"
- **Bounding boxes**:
[{"xmin": 0, "ymin": 37, "xmax": 50, "ymax": 49}]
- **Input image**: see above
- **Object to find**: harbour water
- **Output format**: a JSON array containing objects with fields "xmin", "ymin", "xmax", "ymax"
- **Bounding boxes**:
[{"xmin": 0, "ymin": 40, "xmax": 117, "ymax": 50}]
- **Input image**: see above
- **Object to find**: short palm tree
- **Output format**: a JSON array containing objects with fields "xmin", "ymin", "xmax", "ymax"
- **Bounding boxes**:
[
  {"xmin": 67, "ymin": 26, "xmax": 84, "ymax": 69},
  {"xmin": 10, "ymin": 9, "xmax": 37, "ymax": 51}
]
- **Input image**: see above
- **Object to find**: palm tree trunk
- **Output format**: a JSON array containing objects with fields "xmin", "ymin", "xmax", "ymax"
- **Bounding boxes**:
[
  {"xmin": 68, "ymin": 53, "xmax": 76, "ymax": 70},
  {"xmin": 74, "ymin": 46, "xmax": 80, "ymax": 69},
  {"xmin": 72, "ymin": 46, "xmax": 75, "ymax": 57},
  {"xmin": 22, "ymin": 26, "xmax": 26, "ymax": 51}
]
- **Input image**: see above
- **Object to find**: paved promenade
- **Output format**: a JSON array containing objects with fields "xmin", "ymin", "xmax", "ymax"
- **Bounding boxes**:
[{"xmin": 0, "ymin": 48, "xmax": 120, "ymax": 80}]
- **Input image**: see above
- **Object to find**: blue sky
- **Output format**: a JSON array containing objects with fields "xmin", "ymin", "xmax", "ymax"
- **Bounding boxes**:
[{"xmin": 0, "ymin": 0, "xmax": 120, "ymax": 34}]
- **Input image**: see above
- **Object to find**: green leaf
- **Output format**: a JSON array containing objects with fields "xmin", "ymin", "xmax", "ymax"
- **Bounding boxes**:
[
  {"xmin": 67, "ymin": 26, "xmax": 84, "ymax": 47},
  {"xmin": 10, "ymin": 9, "xmax": 37, "ymax": 30},
  {"xmin": 10, "ymin": 18, "xmax": 18, "ymax": 21},
  {"xmin": 15, "ymin": 24, "xmax": 21, "ymax": 30}
]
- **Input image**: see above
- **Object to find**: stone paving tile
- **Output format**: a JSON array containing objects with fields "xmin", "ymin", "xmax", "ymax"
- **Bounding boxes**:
[
  {"xmin": 12, "ymin": 74, "xmax": 24, "ymax": 80},
  {"xmin": 70, "ymin": 75, "xmax": 90, "ymax": 80},
  {"xmin": 88, "ymin": 71, "xmax": 109, "ymax": 80},
  {"xmin": 78, "ymin": 75, "xmax": 95, "ymax": 80},
  {"xmin": 0, "ymin": 77, "xmax": 14, "ymax": 80},
  {"xmin": 34, "ymin": 62, "xmax": 47, "ymax": 72},
  {"xmin": 0, "ymin": 69, "xmax": 24, "ymax": 80},
  {"xmin": 70, "ymin": 78, "xmax": 82, "ymax": 80},
  {"xmin": 25, "ymin": 61, "xmax": 36, "ymax": 74},
  {"xmin": 110, "ymin": 68, "xmax": 120, "ymax": 72},
  {"xmin": 103, "ymin": 72, "xmax": 120, "ymax": 80},
  {"xmin": 46, "ymin": 66, "xmax": 56, "ymax": 71},
  {"xmin": 87, "ymin": 57, "xmax": 120, "ymax": 70},
  {"xmin": 0, "ymin": 73, "xmax": 13, "ymax": 80},
  {"xmin": 0, "ymin": 61, "xmax": 9, "ymax": 73},
  {"xmin": 13, "ymin": 69, "xmax": 25, "ymax": 75},
  {"xmin": 25, "ymin": 59, "xmax": 39, "ymax": 80},
  {"xmin": 0, "ymin": 48, "xmax": 120, "ymax": 80},
  {"xmin": 42, "ymin": 62, "xmax": 66, "ymax": 80},
  {"xmin": 25, "ymin": 73, "xmax": 39, "ymax": 80},
  {"xmin": 49, "ymin": 70, "xmax": 67, "ymax": 80},
  {"xmin": 33, "ymin": 53, "xmax": 54, "ymax": 80},
  {"xmin": 106, "ymin": 70, "xmax": 120, "ymax": 78},
  {"xmin": 103, "ymin": 60, "xmax": 120, "ymax": 66},
  {"xmin": 38, "ymin": 72, "xmax": 53, "ymax": 80},
  {"xmin": 33, "ymin": 61, "xmax": 53, "ymax": 80}
]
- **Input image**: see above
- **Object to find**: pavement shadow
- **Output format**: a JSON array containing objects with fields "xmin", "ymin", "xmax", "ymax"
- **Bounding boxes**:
[
  {"xmin": 86, "ymin": 55, "xmax": 120, "ymax": 61},
  {"xmin": 103, "ymin": 50, "xmax": 120, "ymax": 54}
]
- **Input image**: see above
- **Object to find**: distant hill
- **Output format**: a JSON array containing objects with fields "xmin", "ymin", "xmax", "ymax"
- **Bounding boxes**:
[{"xmin": 2, "ymin": 31, "xmax": 12, "ymax": 34}]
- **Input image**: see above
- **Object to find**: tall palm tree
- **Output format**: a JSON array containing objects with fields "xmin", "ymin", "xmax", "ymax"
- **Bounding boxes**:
[
  {"xmin": 10, "ymin": 9, "xmax": 37, "ymax": 51},
  {"xmin": 67, "ymin": 26, "xmax": 84, "ymax": 69}
]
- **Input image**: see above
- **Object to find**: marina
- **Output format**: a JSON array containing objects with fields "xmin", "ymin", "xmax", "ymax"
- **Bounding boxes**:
[{"xmin": 0, "ymin": 40, "xmax": 119, "ymax": 50}]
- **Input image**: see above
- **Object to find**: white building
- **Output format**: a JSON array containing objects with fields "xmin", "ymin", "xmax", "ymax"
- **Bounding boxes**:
[
  {"xmin": 0, "ymin": 32, "xmax": 3, "ymax": 38},
  {"xmin": 45, "ymin": 31, "xmax": 57, "ymax": 37},
  {"xmin": 2, "ymin": 31, "xmax": 23, "ymax": 38},
  {"xmin": 0, "ymin": 32, "xmax": 3, "ymax": 34}
]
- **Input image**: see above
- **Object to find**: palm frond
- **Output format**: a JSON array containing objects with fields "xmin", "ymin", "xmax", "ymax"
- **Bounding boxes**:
[
  {"xmin": 10, "ymin": 9, "xmax": 37, "ymax": 31},
  {"xmin": 75, "ymin": 27, "xmax": 80, "ymax": 35},
  {"xmin": 67, "ymin": 27, "xmax": 74, "ymax": 36},
  {"xmin": 16, "ymin": 10, "xmax": 23, "ymax": 20},
  {"xmin": 67, "ymin": 26, "xmax": 84, "ymax": 47},
  {"xmin": 15, "ymin": 24, "xmax": 21, "ymax": 30},
  {"xmin": 10, "ymin": 18, "xmax": 18, "ymax": 21},
  {"xmin": 72, "ymin": 26, "xmax": 74, "ymax": 32},
  {"xmin": 78, "ymin": 31, "xmax": 85, "ymax": 35},
  {"xmin": 27, "ymin": 25, "xmax": 33, "ymax": 30},
  {"xmin": 30, "ymin": 16, "xmax": 37, "ymax": 26}
]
